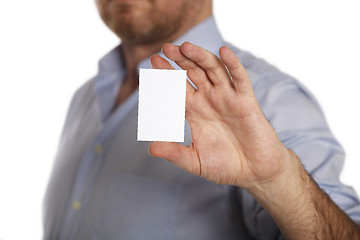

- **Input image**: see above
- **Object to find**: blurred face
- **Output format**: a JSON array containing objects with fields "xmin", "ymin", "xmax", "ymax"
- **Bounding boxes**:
[{"xmin": 96, "ymin": 0, "xmax": 208, "ymax": 45}]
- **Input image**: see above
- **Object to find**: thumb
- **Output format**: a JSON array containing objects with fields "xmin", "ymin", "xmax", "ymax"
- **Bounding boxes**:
[{"xmin": 149, "ymin": 142, "xmax": 199, "ymax": 175}]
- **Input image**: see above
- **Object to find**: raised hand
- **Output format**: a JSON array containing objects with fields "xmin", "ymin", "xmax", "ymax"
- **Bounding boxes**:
[
  {"xmin": 149, "ymin": 42, "xmax": 293, "ymax": 189},
  {"xmin": 149, "ymin": 42, "xmax": 360, "ymax": 240}
]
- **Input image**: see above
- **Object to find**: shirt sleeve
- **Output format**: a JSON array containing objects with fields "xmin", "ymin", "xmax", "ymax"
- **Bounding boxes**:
[{"xmin": 239, "ymin": 71, "xmax": 360, "ymax": 239}]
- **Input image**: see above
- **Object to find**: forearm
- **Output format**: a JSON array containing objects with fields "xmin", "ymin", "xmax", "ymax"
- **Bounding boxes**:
[
  {"xmin": 247, "ymin": 150, "xmax": 360, "ymax": 240},
  {"xmin": 150, "ymin": 43, "xmax": 360, "ymax": 239}
]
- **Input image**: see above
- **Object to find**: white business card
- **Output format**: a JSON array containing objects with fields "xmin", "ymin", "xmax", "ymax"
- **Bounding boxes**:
[{"xmin": 137, "ymin": 68, "xmax": 187, "ymax": 142}]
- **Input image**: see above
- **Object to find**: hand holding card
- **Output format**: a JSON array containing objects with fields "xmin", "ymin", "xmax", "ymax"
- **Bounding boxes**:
[{"xmin": 148, "ymin": 42, "xmax": 291, "ymax": 189}]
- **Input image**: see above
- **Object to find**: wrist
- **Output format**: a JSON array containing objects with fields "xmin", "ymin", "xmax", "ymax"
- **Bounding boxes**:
[
  {"xmin": 247, "ymin": 149, "xmax": 313, "ymax": 215},
  {"xmin": 246, "ymin": 148, "xmax": 303, "ymax": 193},
  {"xmin": 246, "ymin": 149, "xmax": 318, "ymax": 237}
]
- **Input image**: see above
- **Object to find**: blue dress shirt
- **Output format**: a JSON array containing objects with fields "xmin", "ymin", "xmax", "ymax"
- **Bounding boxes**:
[{"xmin": 43, "ymin": 16, "xmax": 360, "ymax": 240}]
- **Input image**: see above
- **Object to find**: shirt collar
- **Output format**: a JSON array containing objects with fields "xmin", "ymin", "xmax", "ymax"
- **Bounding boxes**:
[{"xmin": 95, "ymin": 15, "xmax": 224, "ymax": 121}]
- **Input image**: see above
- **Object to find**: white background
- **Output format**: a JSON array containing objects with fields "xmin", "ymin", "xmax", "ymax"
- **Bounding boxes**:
[{"xmin": 0, "ymin": 0, "xmax": 359, "ymax": 239}]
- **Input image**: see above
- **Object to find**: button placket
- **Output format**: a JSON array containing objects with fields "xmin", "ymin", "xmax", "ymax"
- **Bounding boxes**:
[{"xmin": 94, "ymin": 144, "xmax": 104, "ymax": 154}]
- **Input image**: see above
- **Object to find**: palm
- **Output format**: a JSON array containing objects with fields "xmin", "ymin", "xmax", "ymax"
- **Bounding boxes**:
[{"xmin": 149, "ymin": 42, "xmax": 290, "ymax": 188}]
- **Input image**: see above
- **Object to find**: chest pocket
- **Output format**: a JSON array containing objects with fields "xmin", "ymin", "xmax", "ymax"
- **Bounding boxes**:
[{"xmin": 90, "ymin": 174, "xmax": 183, "ymax": 240}]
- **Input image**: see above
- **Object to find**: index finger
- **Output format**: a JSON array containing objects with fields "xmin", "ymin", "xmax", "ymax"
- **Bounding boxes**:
[{"xmin": 179, "ymin": 42, "xmax": 233, "ymax": 89}]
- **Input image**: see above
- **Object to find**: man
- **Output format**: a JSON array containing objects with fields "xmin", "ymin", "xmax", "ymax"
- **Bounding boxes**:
[{"xmin": 43, "ymin": 0, "xmax": 360, "ymax": 239}]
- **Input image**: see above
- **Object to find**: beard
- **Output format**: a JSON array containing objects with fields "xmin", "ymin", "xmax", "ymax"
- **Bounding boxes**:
[{"xmin": 100, "ymin": 1, "xmax": 196, "ymax": 45}]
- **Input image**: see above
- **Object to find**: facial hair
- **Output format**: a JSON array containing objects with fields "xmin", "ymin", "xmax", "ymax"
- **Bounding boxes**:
[{"xmin": 100, "ymin": 1, "xmax": 201, "ymax": 45}]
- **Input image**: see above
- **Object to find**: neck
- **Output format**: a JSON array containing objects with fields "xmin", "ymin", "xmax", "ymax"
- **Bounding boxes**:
[
  {"xmin": 120, "ymin": 43, "xmax": 163, "ymax": 81},
  {"xmin": 121, "ymin": 15, "xmax": 212, "ymax": 83}
]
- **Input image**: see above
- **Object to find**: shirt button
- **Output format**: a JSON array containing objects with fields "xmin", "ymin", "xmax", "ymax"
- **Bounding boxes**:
[
  {"xmin": 72, "ymin": 201, "xmax": 82, "ymax": 210},
  {"xmin": 94, "ymin": 144, "xmax": 104, "ymax": 154}
]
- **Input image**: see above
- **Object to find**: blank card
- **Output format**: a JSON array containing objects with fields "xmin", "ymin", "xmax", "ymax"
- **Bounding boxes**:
[{"xmin": 137, "ymin": 68, "xmax": 187, "ymax": 142}]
